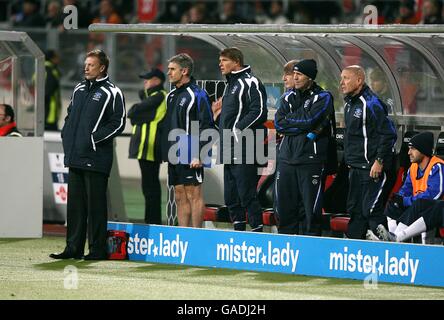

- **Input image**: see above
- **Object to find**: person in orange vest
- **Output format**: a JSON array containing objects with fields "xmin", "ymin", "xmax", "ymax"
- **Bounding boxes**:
[{"xmin": 366, "ymin": 131, "xmax": 444, "ymax": 241}]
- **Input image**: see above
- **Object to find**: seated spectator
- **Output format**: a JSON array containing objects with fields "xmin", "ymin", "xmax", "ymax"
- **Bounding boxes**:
[
  {"xmin": 264, "ymin": 0, "xmax": 289, "ymax": 24},
  {"xmin": 156, "ymin": 2, "xmax": 190, "ymax": 23},
  {"xmin": 12, "ymin": 0, "xmax": 45, "ymax": 27},
  {"xmin": 92, "ymin": 0, "xmax": 123, "ymax": 24},
  {"xmin": 375, "ymin": 199, "xmax": 444, "ymax": 242},
  {"xmin": 181, "ymin": 2, "xmax": 214, "ymax": 24},
  {"xmin": 369, "ymin": 68, "xmax": 394, "ymax": 113},
  {"xmin": 366, "ymin": 132, "xmax": 444, "ymax": 240},
  {"xmin": 0, "ymin": 104, "xmax": 22, "ymax": 137},
  {"xmin": 218, "ymin": 0, "xmax": 244, "ymax": 24},
  {"xmin": 422, "ymin": 0, "xmax": 443, "ymax": 24},
  {"xmin": 254, "ymin": 1, "xmax": 269, "ymax": 24},
  {"xmin": 395, "ymin": 0, "xmax": 421, "ymax": 24},
  {"xmin": 90, "ymin": 0, "xmax": 123, "ymax": 45},
  {"xmin": 45, "ymin": 0, "xmax": 64, "ymax": 30}
]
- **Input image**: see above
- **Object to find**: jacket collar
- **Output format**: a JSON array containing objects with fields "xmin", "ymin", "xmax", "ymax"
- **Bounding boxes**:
[
  {"xmin": 173, "ymin": 77, "xmax": 196, "ymax": 92},
  {"xmin": 344, "ymin": 84, "xmax": 369, "ymax": 103},
  {"xmin": 85, "ymin": 74, "xmax": 109, "ymax": 89},
  {"xmin": 146, "ymin": 84, "xmax": 165, "ymax": 96},
  {"xmin": 294, "ymin": 82, "xmax": 321, "ymax": 98},
  {"xmin": 226, "ymin": 65, "xmax": 251, "ymax": 81}
]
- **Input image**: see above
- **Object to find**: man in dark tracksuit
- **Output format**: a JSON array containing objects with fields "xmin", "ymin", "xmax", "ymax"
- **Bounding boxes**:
[
  {"xmin": 128, "ymin": 68, "xmax": 167, "ymax": 225},
  {"xmin": 212, "ymin": 47, "xmax": 268, "ymax": 232},
  {"xmin": 50, "ymin": 49, "xmax": 126, "ymax": 260},
  {"xmin": 340, "ymin": 65, "xmax": 397, "ymax": 239},
  {"xmin": 164, "ymin": 53, "xmax": 214, "ymax": 228},
  {"xmin": 274, "ymin": 59, "xmax": 336, "ymax": 236}
]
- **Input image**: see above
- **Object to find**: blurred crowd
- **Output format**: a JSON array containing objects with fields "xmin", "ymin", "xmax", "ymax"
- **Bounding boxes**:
[{"xmin": 1, "ymin": 0, "xmax": 443, "ymax": 28}]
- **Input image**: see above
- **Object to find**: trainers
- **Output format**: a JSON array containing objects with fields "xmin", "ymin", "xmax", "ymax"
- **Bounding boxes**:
[
  {"xmin": 366, "ymin": 229, "xmax": 381, "ymax": 241},
  {"xmin": 376, "ymin": 224, "xmax": 397, "ymax": 242}
]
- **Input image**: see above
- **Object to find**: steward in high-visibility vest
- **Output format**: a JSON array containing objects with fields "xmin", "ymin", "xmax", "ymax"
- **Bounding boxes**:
[
  {"xmin": 44, "ymin": 50, "xmax": 61, "ymax": 131},
  {"xmin": 128, "ymin": 69, "xmax": 167, "ymax": 225}
]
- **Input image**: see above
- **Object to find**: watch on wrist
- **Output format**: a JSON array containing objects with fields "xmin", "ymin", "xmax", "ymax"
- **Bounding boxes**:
[{"xmin": 376, "ymin": 157, "xmax": 384, "ymax": 165}]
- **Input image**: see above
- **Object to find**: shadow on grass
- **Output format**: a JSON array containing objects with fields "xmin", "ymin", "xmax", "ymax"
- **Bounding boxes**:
[
  {"xmin": 33, "ymin": 259, "xmax": 96, "ymax": 271},
  {"xmin": 0, "ymin": 239, "xmax": 35, "ymax": 245},
  {"xmin": 132, "ymin": 263, "xmax": 195, "ymax": 272},
  {"xmin": 187, "ymin": 267, "xmax": 245, "ymax": 277},
  {"xmin": 252, "ymin": 272, "xmax": 315, "ymax": 283}
]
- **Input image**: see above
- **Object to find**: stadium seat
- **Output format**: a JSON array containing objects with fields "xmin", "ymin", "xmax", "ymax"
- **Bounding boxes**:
[{"xmin": 327, "ymin": 128, "xmax": 350, "ymax": 235}]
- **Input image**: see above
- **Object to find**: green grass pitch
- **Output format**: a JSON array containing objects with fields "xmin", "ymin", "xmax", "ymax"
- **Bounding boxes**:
[{"xmin": 1, "ymin": 236, "xmax": 444, "ymax": 300}]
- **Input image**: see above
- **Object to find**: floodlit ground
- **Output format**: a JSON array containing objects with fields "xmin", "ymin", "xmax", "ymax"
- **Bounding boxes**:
[{"xmin": 1, "ymin": 237, "xmax": 444, "ymax": 300}]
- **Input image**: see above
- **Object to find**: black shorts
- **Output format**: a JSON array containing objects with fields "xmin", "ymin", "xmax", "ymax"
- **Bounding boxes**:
[{"xmin": 168, "ymin": 163, "xmax": 204, "ymax": 186}]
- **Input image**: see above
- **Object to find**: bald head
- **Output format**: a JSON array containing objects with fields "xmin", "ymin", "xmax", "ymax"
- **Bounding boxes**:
[{"xmin": 340, "ymin": 65, "xmax": 366, "ymax": 96}]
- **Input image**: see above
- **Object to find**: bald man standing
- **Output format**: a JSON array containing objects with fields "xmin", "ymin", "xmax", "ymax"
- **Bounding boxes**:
[{"xmin": 340, "ymin": 65, "xmax": 397, "ymax": 239}]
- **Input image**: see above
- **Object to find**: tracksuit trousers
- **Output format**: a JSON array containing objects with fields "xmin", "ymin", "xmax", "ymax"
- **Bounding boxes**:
[
  {"xmin": 274, "ymin": 162, "xmax": 324, "ymax": 236},
  {"xmin": 224, "ymin": 164, "xmax": 263, "ymax": 231},
  {"xmin": 346, "ymin": 167, "xmax": 389, "ymax": 239},
  {"xmin": 139, "ymin": 160, "xmax": 162, "ymax": 225},
  {"xmin": 66, "ymin": 168, "xmax": 109, "ymax": 256}
]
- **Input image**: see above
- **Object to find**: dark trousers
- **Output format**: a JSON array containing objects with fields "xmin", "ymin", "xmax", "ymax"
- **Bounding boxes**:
[
  {"xmin": 224, "ymin": 164, "xmax": 263, "ymax": 231},
  {"xmin": 139, "ymin": 160, "xmax": 162, "ymax": 225},
  {"xmin": 346, "ymin": 167, "xmax": 389, "ymax": 239},
  {"xmin": 66, "ymin": 168, "xmax": 108, "ymax": 255},
  {"xmin": 384, "ymin": 201, "xmax": 405, "ymax": 220},
  {"xmin": 275, "ymin": 162, "xmax": 324, "ymax": 236},
  {"xmin": 398, "ymin": 199, "xmax": 444, "ymax": 230}
]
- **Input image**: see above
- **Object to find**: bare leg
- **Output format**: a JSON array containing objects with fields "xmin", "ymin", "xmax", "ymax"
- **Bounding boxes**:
[
  {"xmin": 175, "ymin": 185, "xmax": 191, "ymax": 227},
  {"xmin": 185, "ymin": 184, "xmax": 205, "ymax": 228}
]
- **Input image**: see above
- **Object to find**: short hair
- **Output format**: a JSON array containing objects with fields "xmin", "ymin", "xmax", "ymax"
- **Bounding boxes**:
[
  {"xmin": 86, "ymin": 49, "xmax": 109, "ymax": 73},
  {"xmin": 168, "ymin": 53, "xmax": 194, "ymax": 76},
  {"xmin": 284, "ymin": 59, "xmax": 298, "ymax": 74},
  {"xmin": 220, "ymin": 47, "xmax": 244, "ymax": 67},
  {"xmin": 343, "ymin": 65, "xmax": 366, "ymax": 81},
  {"xmin": 1, "ymin": 104, "xmax": 15, "ymax": 122}
]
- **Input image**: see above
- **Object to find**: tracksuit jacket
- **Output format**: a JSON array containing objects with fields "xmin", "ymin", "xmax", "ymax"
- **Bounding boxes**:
[
  {"xmin": 161, "ymin": 79, "xmax": 214, "ymax": 164},
  {"xmin": 61, "ymin": 75, "xmax": 126, "ymax": 175},
  {"xmin": 128, "ymin": 84, "xmax": 167, "ymax": 161},
  {"xmin": 343, "ymin": 84, "xmax": 397, "ymax": 170},
  {"xmin": 217, "ymin": 65, "xmax": 268, "ymax": 165},
  {"xmin": 274, "ymin": 83, "xmax": 335, "ymax": 165}
]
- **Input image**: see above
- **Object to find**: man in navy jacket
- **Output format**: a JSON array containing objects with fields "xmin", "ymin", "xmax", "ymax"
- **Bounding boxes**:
[
  {"xmin": 274, "ymin": 59, "xmax": 336, "ymax": 236},
  {"xmin": 50, "ymin": 49, "xmax": 126, "ymax": 260},
  {"xmin": 341, "ymin": 65, "xmax": 397, "ymax": 239},
  {"xmin": 164, "ymin": 53, "xmax": 214, "ymax": 228},
  {"xmin": 212, "ymin": 47, "xmax": 268, "ymax": 232}
]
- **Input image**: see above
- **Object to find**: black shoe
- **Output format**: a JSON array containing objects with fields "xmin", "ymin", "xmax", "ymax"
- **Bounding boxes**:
[
  {"xmin": 83, "ymin": 253, "xmax": 108, "ymax": 261},
  {"xmin": 49, "ymin": 249, "xmax": 83, "ymax": 260}
]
